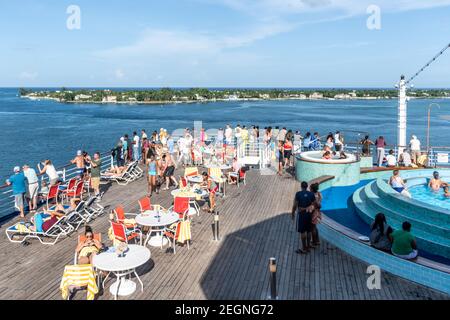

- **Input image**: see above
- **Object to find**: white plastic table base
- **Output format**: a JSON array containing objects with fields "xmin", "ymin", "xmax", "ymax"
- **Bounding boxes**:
[
  {"xmin": 147, "ymin": 234, "xmax": 169, "ymax": 247},
  {"xmin": 110, "ymin": 278, "xmax": 136, "ymax": 297}
]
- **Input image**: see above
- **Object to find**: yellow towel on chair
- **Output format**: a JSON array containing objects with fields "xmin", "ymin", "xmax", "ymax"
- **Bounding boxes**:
[
  {"xmin": 60, "ymin": 264, "xmax": 98, "ymax": 300},
  {"xmin": 15, "ymin": 223, "xmax": 32, "ymax": 233},
  {"xmin": 177, "ymin": 220, "xmax": 191, "ymax": 244}
]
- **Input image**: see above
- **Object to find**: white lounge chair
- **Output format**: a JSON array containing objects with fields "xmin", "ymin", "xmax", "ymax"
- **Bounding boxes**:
[{"xmin": 5, "ymin": 215, "xmax": 73, "ymax": 245}]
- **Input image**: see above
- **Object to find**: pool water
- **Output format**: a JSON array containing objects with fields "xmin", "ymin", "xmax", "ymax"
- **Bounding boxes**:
[{"xmin": 409, "ymin": 184, "xmax": 450, "ymax": 211}]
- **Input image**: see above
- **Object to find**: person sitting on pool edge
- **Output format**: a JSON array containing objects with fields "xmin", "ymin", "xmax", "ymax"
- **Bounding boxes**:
[
  {"xmin": 386, "ymin": 149, "xmax": 397, "ymax": 167},
  {"xmin": 429, "ymin": 171, "xmax": 448, "ymax": 192},
  {"xmin": 75, "ymin": 225, "xmax": 103, "ymax": 265},
  {"xmin": 389, "ymin": 170, "xmax": 411, "ymax": 198},
  {"xmin": 389, "ymin": 221, "xmax": 418, "ymax": 260},
  {"xmin": 370, "ymin": 213, "xmax": 393, "ymax": 252}
]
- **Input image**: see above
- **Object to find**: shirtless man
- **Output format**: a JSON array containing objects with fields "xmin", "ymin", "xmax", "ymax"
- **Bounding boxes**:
[
  {"xmin": 71, "ymin": 150, "xmax": 85, "ymax": 179},
  {"xmin": 429, "ymin": 171, "xmax": 448, "ymax": 191}
]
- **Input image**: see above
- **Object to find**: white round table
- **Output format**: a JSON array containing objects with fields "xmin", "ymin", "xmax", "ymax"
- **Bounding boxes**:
[
  {"xmin": 93, "ymin": 244, "xmax": 150, "ymax": 300},
  {"xmin": 186, "ymin": 175, "xmax": 203, "ymax": 184},
  {"xmin": 136, "ymin": 211, "xmax": 179, "ymax": 247},
  {"xmin": 170, "ymin": 189, "xmax": 208, "ymax": 198},
  {"xmin": 206, "ymin": 164, "xmax": 232, "ymax": 170}
]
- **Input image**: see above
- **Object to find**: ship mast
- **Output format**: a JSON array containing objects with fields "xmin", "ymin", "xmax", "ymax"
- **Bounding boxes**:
[{"xmin": 397, "ymin": 42, "xmax": 449, "ymax": 154}]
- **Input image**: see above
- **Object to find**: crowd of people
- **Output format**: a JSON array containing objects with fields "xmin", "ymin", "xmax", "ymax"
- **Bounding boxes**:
[{"xmin": 362, "ymin": 134, "xmax": 425, "ymax": 167}]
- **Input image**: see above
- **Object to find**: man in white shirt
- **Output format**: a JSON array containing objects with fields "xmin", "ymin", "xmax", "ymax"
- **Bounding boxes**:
[
  {"xmin": 22, "ymin": 164, "xmax": 39, "ymax": 212},
  {"xmin": 409, "ymin": 135, "xmax": 421, "ymax": 164},
  {"xmin": 177, "ymin": 136, "xmax": 187, "ymax": 166},
  {"xmin": 277, "ymin": 127, "xmax": 287, "ymax": 143},
  {"xmin": 400, "ymin": 149, "xmax": 412, "ymax": 167},
  {"xmin": 234, "ymin": 124, "xmax": 242, "ymax": 145},
  {"xmin": 183, "ymin": 133, "xmax": 193, "ymax": 165},
  {"xmin": 133, "ymin": 131, "xmax": 140, "ymax": 161},
  {"xmin": 386, "ymin": 149, "xmax": 397, "ymax": 167},
  {"xmin": 217, "ymin": 128, "xmax": 224, "ymax": 146},
  {"xmin": 225, "ymin": 124, "xmax": 233, "ymax": 145},
  {"xmin": 334, "ymin": 131, "xmax": 343, "ymax": 152}
]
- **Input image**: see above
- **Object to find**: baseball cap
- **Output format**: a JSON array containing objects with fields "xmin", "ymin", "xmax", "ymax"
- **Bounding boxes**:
[{"xmin": 14, "ymin": 166, "xmax": 20, "ymax": 172}]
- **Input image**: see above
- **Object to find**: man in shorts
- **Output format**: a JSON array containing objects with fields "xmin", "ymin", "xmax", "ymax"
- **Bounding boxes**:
[
  {"xmin": 6, "ymin": 167, "xmax": 27, "ymax": 218},
  {"xmin": 71, "ymin": 150, "xmax": 85, "ymax": 179},
  {"xmin": 291, "ymin": 181, "xmax": 316, "ymax": 254},
  {"xmin": 22, "ymin": 164, "xmax": 39, "ymax": 212}
]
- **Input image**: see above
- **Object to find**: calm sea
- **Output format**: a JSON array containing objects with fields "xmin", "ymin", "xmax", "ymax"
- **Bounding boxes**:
[{"xmin": 1, "ymin": 87, "xmax": 450, "ymax": 179}]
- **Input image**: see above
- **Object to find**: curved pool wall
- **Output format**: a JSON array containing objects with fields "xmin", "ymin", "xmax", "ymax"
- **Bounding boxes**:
[
  {"xmin": 353, "ymin": 169, "xmax": 450, "ymax": 260},
  {"xmin": 315, "ymin": 169, "xmax": 450, "ymax": 295},
  {"xmin": 295, "ymin": 151, "xmax": 360, "ymax": 186}
]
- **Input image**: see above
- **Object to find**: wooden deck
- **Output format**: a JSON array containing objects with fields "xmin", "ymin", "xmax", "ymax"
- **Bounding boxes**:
[{"xmin": 0, "ymin": 166, "xmax": 447, "ymax": 300}]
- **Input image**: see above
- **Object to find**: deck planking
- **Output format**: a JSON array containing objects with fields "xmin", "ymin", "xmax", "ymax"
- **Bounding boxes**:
[{"xmin": 0, "ymin": 165, "xmax": 448, "ymax": 300}]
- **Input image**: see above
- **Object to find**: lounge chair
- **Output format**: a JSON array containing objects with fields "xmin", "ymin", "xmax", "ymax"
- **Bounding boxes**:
[
  {"xmin": 101, "ymin": 163, "xmax": 136, "ymax": 186},
  {"xmin": 5, "ymin": 214, "xmax": 73, "ymax": 245}
]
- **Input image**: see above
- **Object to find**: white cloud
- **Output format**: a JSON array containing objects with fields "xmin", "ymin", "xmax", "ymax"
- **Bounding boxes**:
[
  {"xmin": 94, "ymin": 21, "xmax": 294, "ymax": 61},
  {"xmin": 19, "ymin": 71, "xmax": 38, "ymax": 80}
]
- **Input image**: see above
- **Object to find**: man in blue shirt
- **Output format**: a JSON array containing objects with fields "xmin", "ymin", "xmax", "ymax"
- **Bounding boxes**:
[
  {"xmin": 6, "ymin": 166, "xmax": 27, "ymax": 217},
  {"xmin": 292, "ymin": 181, "xmax": 316, "ymax": 254}
]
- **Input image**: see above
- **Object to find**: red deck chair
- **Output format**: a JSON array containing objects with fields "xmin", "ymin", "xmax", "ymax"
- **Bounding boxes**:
[
  {"xmin": 163, "ymin": 210, "xmax": 189, "ymax": 254},
  {"xmin": 113, "ymin": 205, "xmax": 137, "ymax": 228},
  {"xmin": 46, "ymin": 184, "xmax": 60, "ymax": 207},
  {"xmin": 138, "ymin": 196, "xmax": 153, "ymax": 213},
  {"xmin": 66, "ymin": 180, "xmax": 84, "ymax": 200},
  {"xmin": 172, "ymin": 196, "xmax": 197, "ymax": 218},
  {"xmin": 60, "ymin": 178, "xmax": 78, "ymax": 197},
  {"xmin": 238, "ymin": 168, "xmax": 247, "ymax": 187},
  {"xmin": 111, "ymin": 221, "xmax": 142, "ymax": 245},
  {"xmin": 179, "ymin": 177, "xmax": 188, "ymax": 188}
]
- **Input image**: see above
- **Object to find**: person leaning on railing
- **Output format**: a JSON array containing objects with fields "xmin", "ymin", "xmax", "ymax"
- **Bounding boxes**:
[
  {"xmin": 360, "ymin": 135, "xmax": 374, "ymax": 156},
  {"xmin": 38, "ymin": 160, "xmax": 60, "ymax": 186},
  {"xmin": 409, "ymin": 135, "xmax": 422, "ymax": 165}
]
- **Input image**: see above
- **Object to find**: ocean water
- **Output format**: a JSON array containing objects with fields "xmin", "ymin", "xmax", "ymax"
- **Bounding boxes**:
[{"xmin": 1, "ymin": 87, "xmax": 450, "ymax": 179}]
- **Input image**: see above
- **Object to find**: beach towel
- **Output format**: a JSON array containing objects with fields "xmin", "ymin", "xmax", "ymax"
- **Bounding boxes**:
[{"xmin": 60, "ymin": 264, "xmax": 98, "ymax": 300}]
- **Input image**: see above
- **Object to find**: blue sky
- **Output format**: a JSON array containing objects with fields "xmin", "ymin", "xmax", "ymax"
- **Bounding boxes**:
[{"xmin": 1, "ymin": 0, "xmax": 450, "ymax": 87}]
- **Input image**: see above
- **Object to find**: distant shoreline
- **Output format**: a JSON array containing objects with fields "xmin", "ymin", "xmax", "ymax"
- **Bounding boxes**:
[
  {"xmin": 22, "ymin": 95, "xmax": 450, "ymax": 105},
  {"xmin": 20, "ymin": 87, "xmax": 450, "ymax": 105}
]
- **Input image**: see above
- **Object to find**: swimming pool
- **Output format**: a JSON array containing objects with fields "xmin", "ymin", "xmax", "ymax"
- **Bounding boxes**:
[
  {"xmin": 323, "ymin": 179, "xmax": 450, "ymax": 265},
  {"xmin": 409, "ymin": 184, "xmax": 450, "ymax": 211}
]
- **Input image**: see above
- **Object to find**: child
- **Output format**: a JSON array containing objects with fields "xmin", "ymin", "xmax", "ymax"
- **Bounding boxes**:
[{"xmin": 38, "ymin": 180, "xmax": 49, "ymax": 204}]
